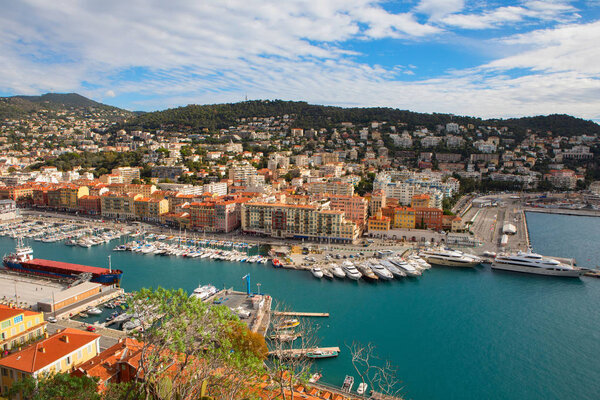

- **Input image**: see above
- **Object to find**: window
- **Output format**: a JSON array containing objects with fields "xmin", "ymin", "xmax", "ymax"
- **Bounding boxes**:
[
  {"xmin": 66, "ymin": 356, "xmax": 71, "ymax": 365},
  {"xmin": 55, "ymin": 361, "xmax": 61, "ymax": 371},
  {"xmin": 27, "ymin": 321, "xmax": 31, "ymax": 328},
  {"xmin": 0, "ymin": 320, "xmax": 9, "ymax": 329},
  {"xmin": 13, "ymin": 315, "xmax": 23, "ymax": 324},
  {"xmin": 87, "ymin": 344, "xmax": 93, "ymax": 354},
  {"xmin": 77, "ymin": 350, "xmax": 83, "ymax": 359},
  {"xmin": 1, "ymin": 368, "xmax": 7, "ymax": 377}
]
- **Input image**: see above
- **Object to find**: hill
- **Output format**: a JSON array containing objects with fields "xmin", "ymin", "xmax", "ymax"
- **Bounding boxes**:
[
  {"xmin": 121, "ymin": 100, "xmax": 600, "ymax": 137},
  {"xmin": 0, "ymin": 93, "xmax": 133, "ymax": 120}
]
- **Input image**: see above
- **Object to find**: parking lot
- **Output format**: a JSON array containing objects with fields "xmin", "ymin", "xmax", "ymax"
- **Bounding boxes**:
[{"xmin": 0, "ymin": 271, "xmax": 67, "ymax": 309}]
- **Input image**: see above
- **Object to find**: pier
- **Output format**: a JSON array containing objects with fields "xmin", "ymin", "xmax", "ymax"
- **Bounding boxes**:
[
  {"xmin": 273, "ymin": 311, "xmax": 330, "ymax": 317},
  {"xmin": 268, "ymin": 346, "xmax": 340, "ymax": 358}
]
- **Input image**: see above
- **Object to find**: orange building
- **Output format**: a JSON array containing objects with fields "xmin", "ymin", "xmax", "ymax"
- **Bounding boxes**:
[{"xmin": 414, "ymin": 207, "xmax": 443, "ymax": 230}]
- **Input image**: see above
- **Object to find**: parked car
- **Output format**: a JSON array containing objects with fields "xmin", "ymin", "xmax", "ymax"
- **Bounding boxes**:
[
  {"xmin": 47, "ymin": 316, "xmax": 57, "ymax": 323},
  {"xmin": 87, "ymin": 325, "xmax": 96, "ymax": 332}
]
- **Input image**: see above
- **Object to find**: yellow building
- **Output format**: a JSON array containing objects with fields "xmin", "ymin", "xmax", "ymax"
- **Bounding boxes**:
[
  {"xmin": 411, "ymin": 194, "xmax": 431, "ymax": 209},
  {"xmin": 0, "ymin": 328, "xmax": 100, "ymax": 396},
  {"xmin": 107, "ymin": 183, "xmax": 156, "ymax": 197},
  {"xmin": 0, "ymin": 305, "xmax": 46, "ymax": 353},
  {"xmin": 134, "ymin": 197, "xmax": 169, "ymax": 222},
  {"xmin": 59, "ymin": 185, "xmax": 89, "ymax": 210},
  {"xmin": 101, "ymin": 193, "xmax": 142, "ymax": 220},
  {"xmin": 392, "ymin": 206, "xmax": 416, "ymax": 229},
  {"xmin": 367, "ymin": 211, "xmax": 391, "ymax": 232}
]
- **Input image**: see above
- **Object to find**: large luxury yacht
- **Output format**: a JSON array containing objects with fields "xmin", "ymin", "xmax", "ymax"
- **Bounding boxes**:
[
  {"xmin": 419, "ymin": 247, "xmax": 481, "ymax": 267},
  {"xmin": 491, "ymin": 250, "xmax": 584, "ymax": 277}
]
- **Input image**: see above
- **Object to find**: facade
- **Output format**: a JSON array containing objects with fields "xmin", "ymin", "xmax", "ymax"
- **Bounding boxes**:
[
  {"xmin": 0, "ymin": 199, "xmax": 18, "ymax": 221},
  {"xmin": 189, "ymin": 199, "xmax": 241, "ymax": 232},
  {"xmin": 134, "ymin": 197, "xmax": 168, "ymax": 222},
  {"xmin": 0, "ymin": 185, "xmax": 33, "ymax": 202},
  {"xmin": 369, "ymin": 190, "xmax": 386, "ymax": 215},
  {"xmin": 0, "ymin": 328, "xmax": 100, "ymax": 395},
  {"xmin": 305, "ymin": 180, "xmax": 354, "ymax": 196},
  {"xmin": 0, "ymin": 305, "xmax": 46, "ymax": 353},
  {"xmin": 59, "ymin": 185, "xmax": 89, "ymax": 210},
  {"xmin": 112, "ymin": 167, "xmax": 141, "ymax": 183},
  {"xmin": 382, "ymin": 206, "xmax": 416, "ymax": 229},
  {"xmin": 367, "ymin": 211, "xmax": 391, "ymax": 233},
  {"xmin": 411, "ymin": 194, "xmax": 431, "ymax": 208},
  {"xmin": 107, "ymin": 183, "xmax": 156, "ymax": 197},
  {"xmin": 323, "ymin": 195, "xmax": 368, "ymax": 228},
  {"xmin": 101, "ymin": 193, "xmax": 142, "ymax": 219},
  {"xmin": 241, "ymin": 201, "xmax": 359, "ymax": 243},
  {"xmin": 77, "ymin": 195, "xmax": 102, "ymax": 215},
  {"xmin": 414, "ymin": 207, "xmax": 443, "ymax": 230},
  {"xmin": 151, "ymin": 166, "xmax": 187, "ymax": 180}
]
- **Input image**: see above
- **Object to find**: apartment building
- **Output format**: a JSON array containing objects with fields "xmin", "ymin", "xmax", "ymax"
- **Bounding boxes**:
[
  {"xmin": 134, "ymin": 197, "xmax": 169, "ymax": 222},
  {"xmin": 101, "ymin": 193, "xmax": 142, "ymax": 219},
  {"xmin": 318, "ymin": 194, "xmax": 368, "ymax": 228},
  {"xmin": 414, "ymin": 207, "xmax": 443, "ymax": 230},
  {"xmin": 77, "ymin": 195, "xmax": 102, "ymax": 215},
  {"xmin": 382, "ymin": 206, "xmax": 416, "ymax": 229},
  {"xmin": 112, "ymin": 167, "xmax": 141, "ymax": 183},
  {"xmin": 0, "ymin": 328, "xmax": 100, "ymax": 395},
  {"xmin": 305, "ymin": 180, "xmax": 354, "ymax": 196},
  {"xmin": 107, "ymin": 183, "xmax": 156, "ymax": 197},
  {"xmin": 0, "ymin": 305, "xmax": 46, "ymax": 353},
  {"xmin": 241, "ymin": 201, "xmax": 359, "ymax": 243}
]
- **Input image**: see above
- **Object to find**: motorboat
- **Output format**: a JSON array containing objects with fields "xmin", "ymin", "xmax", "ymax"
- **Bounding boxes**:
[
  {"xmin": 322, "ymin": 269, "xmax": 334, "ymax": 279},
  {"xmin": 341, "ymin": 262, "xmax": 362, "ymax": 280},
  {"xmin": 356, "ymin": 263, "xmax": 378, "ymax": 281},
  {"xmin": 379, "ymin": 260, "xmax": 406, "ymax": 278},
  {"xmin": 408, "ymin": 254, "xmax": 431, "ymax": 269},
  {"xmin": 368, "ymin": 261, "xmax": 394, "ymax": 280},
  {"xmin": 389, "ymin": 258, "xmax": 422, "ymax": 277},
  {"xmin": 419, "ymin": 247, "xmax": 481, "ymax": 267},
  {"xmin": 331, "ymin": 265, "xmax": 346, "ymax": 279},
  {"xmin": 275, "ymin": 319, "xmax": 300, "ymax": 330},
  {"xmin": 357, "ymin": 382, "xmax": 368, "ymax": 395},
  {"xmin": 342, "ymin": 375, "xmax": 354, "ymax": 392},
  {"xmin": 306, "ymin": 349, "xmax": 339, "ymax": 359},
  {"xmin": 311, "ymin": 267, "xmax": 324, "ymax": 279},
  {"xmin": 86, "ymin": 307, "xmax": 102, "ymax": 315},
  {"xmin": 491, "ymin": 250, "xmax": 584, "ymax": 277}
]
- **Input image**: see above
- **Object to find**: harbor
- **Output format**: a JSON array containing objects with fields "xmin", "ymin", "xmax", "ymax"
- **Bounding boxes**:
[{"xmin": 0, "ymin": 207, "xmax": 599, "ymax": 399}]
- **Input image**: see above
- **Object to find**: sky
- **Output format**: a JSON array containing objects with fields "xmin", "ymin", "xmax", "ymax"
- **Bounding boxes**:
[{"xmin": 1, "ymin": 0, "xmax": 600, "ymax": 120}]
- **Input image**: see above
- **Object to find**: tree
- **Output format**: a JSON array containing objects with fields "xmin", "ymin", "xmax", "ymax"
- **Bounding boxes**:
[
  {"xmin": 121, "ymin": 287, "xmax": 266, "ymax": 400},
  {"xmin": 348, "ymin": 342, "xmax": 404, "ymax": 399},
  {"xmin": 8, "ymin": 373, "xmax": 100, "ymax": 400},
  {"xmin": 264, "ymin": 303, "xmax": 320, "ymax": 400}
]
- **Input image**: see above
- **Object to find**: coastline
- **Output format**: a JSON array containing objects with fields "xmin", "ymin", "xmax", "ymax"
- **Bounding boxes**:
[{"xmin": 524, "ymin": 207, "xmax": 600, "ymax": 218}]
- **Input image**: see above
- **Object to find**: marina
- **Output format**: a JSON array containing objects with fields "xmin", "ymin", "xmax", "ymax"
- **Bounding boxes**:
[{"xmin": 0, "ymin": 210, "xmax": 599, "ymax": 400}]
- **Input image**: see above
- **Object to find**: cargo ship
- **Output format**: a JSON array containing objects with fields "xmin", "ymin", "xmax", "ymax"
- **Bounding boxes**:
[{"xmin": 3, "ymin": 238, "xmax": 123, "ymax": 285}]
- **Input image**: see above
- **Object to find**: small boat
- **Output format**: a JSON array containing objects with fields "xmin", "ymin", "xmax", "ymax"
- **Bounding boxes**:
[
  {"xmin": 342, "ymin": 375, "xmax": 354, "ymax": 392},
  {"xmin": 269, "ymin": 332, "xmax": 301, "ymax": 342},
  {"xmin": 311, "ymin": 267, "xmax": 324, "ymax": 279},
  {"xmin": 78, "ymin": 312, "xmax": 89, "ymax": 318},
  {"xmin": 87, "ymin": 307, "xmax": 102, "ymax": 315},
  {"xmin": 357, "ymin": 382, "xmax": 368, "ymax": 395},
  {"xmin": 275, "ymin": 319, "xmax": 300, "ymax": 330},
  {"xmin": 272, "ymin": 258, "xmax": 282, "ymax": 268},
  {"xmin": 309, "ymin": 372, "xmax": 322, "ymax": 383},
  {"xmin": 306, "ymin": 349, "xmax": 339, "ymax": 359}
]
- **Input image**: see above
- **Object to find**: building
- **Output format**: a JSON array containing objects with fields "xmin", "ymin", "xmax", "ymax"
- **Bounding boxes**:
[
  {"xmin": 189, "ymin": 198, "xmax": 241, "ymax": 233},
  {"xmin": 320, "ymin": 194, "xmax": 368, "ymax": 228},
  {"xmin": 414, "ymin": 207, "xmax": 443, "ymax": 230},
  {"xmin": 305, "ymin": 180, "xmax": 354, "ymax": 196},
  {"xmin": 134, "ymin": 197, "xmax": 169, "ymax": 222},
  {"xmin": 0, "ymin": 328, "xmax": 100, "ymax": 395},
  {"xmin": 369, "ymin": 190, "xmax": 386, "ymax": 215},
  {"xmin": 0, "ymin": 199, "xmax": 18, "ymax": 221},
  {"xmin": 411, "ymin": 194, "xmax": 431, "ymax": 208},
  {"xmin": 0, "ymin": 185, "xmax": 33, "ymax": 202},
  {"xmin": 112, "ymin": 167, "xmax": 141, "ymax": 183},
  {"xmin": 37, "ymin": 282, "xmax": 104, "ymax": 313},
  {"xmin": 228, "ymin": 162, "xmax": 257, "ymax": 184},
  {"xmin": 241, "ymin": 201, "xmax": 359, "ymax": 243},
  {"xmin": 107, "ymin": 183, "xmax": 156, "ymax": 197},
  {"xmin": 367, "ymin": 211, "xmax": 391, "ymax": 233},
  {"xmin": 101, "ymin": 193, "xmax": 142, "ymax": 220},
  {"xmin": 59, "ymin": 185, "xmax": 89, "ymax": 211},
  {"xmin": 0, "ymin": 305, "xmax": 46, "ymax": 353},
  {"xmin": 151, "ymin": 166, "xmax": 188, "ymax": 180},
  {"xmin": 77, "ymin": 195, "xmax": 102, "ymax": 215},
  {"xmin": 382, "ymin": 206, "xmax": 416, "ymax": 229}
]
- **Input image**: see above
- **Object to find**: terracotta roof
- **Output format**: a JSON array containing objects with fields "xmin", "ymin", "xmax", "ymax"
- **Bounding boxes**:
[
  {"xmin": 0, "ymin": 328, "xmax": 99, "ymax": 373},
  {"xmin": 0, "ymin": 305, "xmax": 25, "ymax": 322}
]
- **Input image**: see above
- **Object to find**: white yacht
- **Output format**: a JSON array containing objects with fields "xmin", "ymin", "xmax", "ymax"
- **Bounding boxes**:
[
  {"xmin": 389, "ymin": 258, "xmax": 422, "ymax": 277},
  {"xmin": 491, "ymin": 251, "xmax": 584, "ymax": 277},
  {"xmin": 379, "ymin": 260, "xmax": 406, "ymax": 278},
  {"xmin": 311, "ymin": 267, "xmax": 324, "ymax": 279},
  {"xmin": 330, "ymin": 264, "xmax": 346, "ymax": 279},
  {"xmin": 368, "ymin": 261, "xmax": 394, "ymax": 280},
  {"xmin": 342, "ymin": 262, "xmax": 362, "ymax": 280},
  {"xmin": 419, "ymin": 248, "xmax": 481, "ymax": 268}
]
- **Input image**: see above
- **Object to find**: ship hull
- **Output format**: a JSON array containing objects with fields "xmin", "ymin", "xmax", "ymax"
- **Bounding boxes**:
[
  {"xmin": 3, "ymin": 260, "xmax": 122, "ymax": 285},
  {"xmin": 491, "ymin": 262, "xmax": 583, "ymax": 277}
]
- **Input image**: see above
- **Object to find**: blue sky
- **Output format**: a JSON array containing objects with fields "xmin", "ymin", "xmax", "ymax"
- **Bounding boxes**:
[{"xmin": 1, "ymin": 0, "xmax": 599, "ymax": 120}]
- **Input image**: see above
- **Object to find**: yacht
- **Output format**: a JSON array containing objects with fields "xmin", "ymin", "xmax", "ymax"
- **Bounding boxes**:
[
  {"xmin": 419, "ymin": 247, "xmax": 481, "ymax": 267},
  {"xmin": 491, "ymin": 250, "xmax": 584, "ymax": 277},
  {"xmin": 368, "ymin": 261, "xmax": 394, "ymax": 280},
  {"xmin": 356, "ymin": 263, "xmax": 378, "ymax": 281},
  {"xmin": 311, "ymin": 267, "xmax": 324, "ymax": 279},
  {"xmin": 331, "ymin": 264, "xmax": 346, "ymax": 279},
  {"xmin": 379, "ymin": 260, "xmax": 406, "ymax": 278},
  {"xmin": 342, "ymin": 262, "xmax": 362, "ymax": 280},
  {"xmin": 389, "ymin": 258, "xmax": 422, "ymax": 277}
]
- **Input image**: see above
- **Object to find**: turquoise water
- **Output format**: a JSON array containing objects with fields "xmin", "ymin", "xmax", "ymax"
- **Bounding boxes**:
[{"xmin": 1, "ymin": 213, "xmax": 600, "ymax": 400}]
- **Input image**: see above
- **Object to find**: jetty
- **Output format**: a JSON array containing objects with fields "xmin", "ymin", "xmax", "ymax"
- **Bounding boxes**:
[
  {"xmin": 273, "ymin": 311, "xmax": 329, "ymax": 317},
  {"xmin": 268, "ymin": 346, "xmax": 340, "ymax": 358}
]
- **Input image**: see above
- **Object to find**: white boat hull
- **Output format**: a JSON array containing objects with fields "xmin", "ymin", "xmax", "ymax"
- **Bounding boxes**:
[
  {"xmin": 491, "ymin": 262, "xmax": 584, "ymax": 277},
  {"xmin": 422, "ymin": 256, "xmax": 479, "ymax": 268}
]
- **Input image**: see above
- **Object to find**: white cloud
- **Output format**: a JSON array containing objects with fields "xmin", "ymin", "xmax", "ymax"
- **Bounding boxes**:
[
  {"xmin": 0, "ymin": 0, "xmax": 598, "ymax": 121},
  {"xmin": 416, "ymin": 0, "xmax": 465, "ymax": 20}
]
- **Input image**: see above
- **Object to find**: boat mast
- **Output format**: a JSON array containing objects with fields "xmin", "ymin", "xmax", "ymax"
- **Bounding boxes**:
[{"xmin": 108, "ymin": 255, "xmax": 112, "ymax": 272}]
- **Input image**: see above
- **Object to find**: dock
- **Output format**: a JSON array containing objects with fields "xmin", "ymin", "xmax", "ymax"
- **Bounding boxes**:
[
  {"xmin": 272, "ymin": 311, "xmax": 329, "ymax": 317},
  {"xmin": 268, "ymin": 346, "xmax": 340, "ymax": 357}
]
